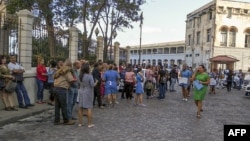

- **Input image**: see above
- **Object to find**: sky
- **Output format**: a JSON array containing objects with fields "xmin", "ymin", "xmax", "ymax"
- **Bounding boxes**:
[{"xmin": 115, "ymin": 0, "xmax": 250, "ymax": 47}]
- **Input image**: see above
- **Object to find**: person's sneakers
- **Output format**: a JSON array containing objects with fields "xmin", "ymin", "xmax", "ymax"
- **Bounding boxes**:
[
  {"xmin": 88, "ymin": 124, "xmax": 95, "ymax": 128},
  {"xmin": 185, "ymin": 98, "xmax": 188, "ymax": 102},
  {"xmin": 115, "ymin": 101, "xmax": 119, "ymax": 104},
  {"xmin": 182, "ymin": 98, "xmax": 185, "ymax": 101},
  {"xmin": 63, "ymin": 120, "xmax": 75, "ymax": 125},
  {"xmin": 139, "ymin": 103, "xmax": 146, "ymax": 107}
]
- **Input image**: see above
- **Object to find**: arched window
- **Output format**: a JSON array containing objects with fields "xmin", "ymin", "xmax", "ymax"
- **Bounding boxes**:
[
  {"xmin": 158, "ymin": 59, "xmax": 162, "ymax": 66},
  {"xmin": 163, "ymin": 59, "xmax": 168, "ymax": 68},
  {"xmin": 130, "ymin": 59, "xmax": 132, "ymax": 64},
  {"xmin": 133, "ymin": 59, "xmax": 136, "ymax": 65},
  {"xmin": 220, "ymin": 26, "xmax": 228, "ymax": 46},
  {"xmin": 147, "ymin": 59, "xmax": 151, "ymax": 65},
  {"xmin": 244, "ymin": 28, "xmax": 250, "ymax": 48},
  {"xmin": 229, "ymin": 26, "xmax": 238, "ymax": 47},
  {"xmin": 152, "ymin": 59, "xmax": 156, "ymax": 66},
  {"xmin": 170, "ymin": 59, "xmax": 175, "ymax": 67}
]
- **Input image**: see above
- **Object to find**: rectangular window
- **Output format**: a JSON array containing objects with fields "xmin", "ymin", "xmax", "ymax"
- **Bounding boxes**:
[
  {"xmin": 220, "ymin": 31, "xmax": 227, "ymax": 46},
  {"xmin": 142, "ymin": 49, "xmax": 146, "ymax": 54},
  {"xmin": 130, "ymin": 50, "xmax": 133, "ymax": 54},
  {"xmin": 134, "ymin": 50, "xmax": 138, "ymax": 54},
  {"xmin": 227, "ymin": 8, "xmax": 232, "ymax": 18},
  {"xmin": 197, "ymin": 17, "xmax": 201, "ymax": 27},
  {"xmin": 152, "ymin": 49, "xmax": 158, "ymax": 54},
  {"xmin": 234, "ymin": 8, "xmax": 240, "ymax": 14},
  {"xmin": 147, "ymin": 49, "xmax": 151, "ymax": 54},
  {"xmin": 197, "ymin": 32, "xmax": 200, "ymax": 45},
  {"xmin": 188, "ymin": 34, "xmax": 192, "ymax": 46},
  {"xmin": 244, "ymin": 9, "xmax": 248, "ymax": 14},
  {"xmin": 164, "ymin": 48, "xmax": 169, "ymax": 54},
  {"xmin": 208, "ymin": 11, "xmax": 212, "ymax": 20},
  {"xmin": 158, "ymin": 48, "xmax": 163, "ymax": 54},
  {"xmin": 245, "ymin": 35, "xmax": 250, "ymax": 48},
  {"xmin": 207, "ymin": 29, "xmax": 211, "ymax": 42},
  {"xmin": 170, "ymin": 48, "xmax": 176, "ymax": 54},
  {"xmin": 229, "ymin": 32, "xmax": 236, "ymax": 47},
  {"xmin": 177, "ymin": 47, "xmax": 184, "ymax": 53}
]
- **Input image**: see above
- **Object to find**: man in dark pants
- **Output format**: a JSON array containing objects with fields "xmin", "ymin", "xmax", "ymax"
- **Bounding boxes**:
[{"xmin": 92, "ymin": 63, "xmax": 103, "ymax": 108}]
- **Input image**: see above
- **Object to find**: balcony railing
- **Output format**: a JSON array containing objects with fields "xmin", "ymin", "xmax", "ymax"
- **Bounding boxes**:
[
  {"xmin": 220, "ymin": 42, "xmax": 227, "ymax": 46},
  {"xmin": 229, "ymin": 42, "xmax": 235, "ymax": 47}
]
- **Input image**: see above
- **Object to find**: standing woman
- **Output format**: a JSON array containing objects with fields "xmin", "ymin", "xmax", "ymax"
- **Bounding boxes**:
[
  {"xmin": 226, "ymin": 69, "xmax": 234, "ymax": 92},
  {"xmin": 78, "ymin": 63, "xmax": 97, "ymax": 127},
  {"xmin": 191, "ymin": 65, "xmax": 210, "ymax": 119},
  {"xmin": 0, "ymin": 55, "xmax": 17, "ymax": 111},
  {"xmin": 103, "ymin": 64, "xmax": 120, "ymax": 107},
  {"xmin": 47, "ymin": 60, "xmax": 57, "ymax": 105},
  {"xmin": 135, "ymin": 68, "xmax": 146, "ymax": 106},
  {"xmin": 124, "ymin": 65, "xmax": 135, "ymax": 100},
  {"xmin": 36, "ymin": 57, "xmax": 47, "ymax": 104}
]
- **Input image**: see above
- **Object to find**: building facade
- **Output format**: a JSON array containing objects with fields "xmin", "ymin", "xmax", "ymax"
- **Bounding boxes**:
[
  {"xmin": 126, "ymin": 41, "xmax": 185, "ymax": 68},
  {"xmin": 185, "ymin": 0, "xmax": 250, "ymax": 71}
]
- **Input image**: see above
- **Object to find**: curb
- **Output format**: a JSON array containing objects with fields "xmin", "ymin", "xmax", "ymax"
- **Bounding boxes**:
[{"xmin": 0, "ymin": 107, "xmax": 53, "ymax": 127}]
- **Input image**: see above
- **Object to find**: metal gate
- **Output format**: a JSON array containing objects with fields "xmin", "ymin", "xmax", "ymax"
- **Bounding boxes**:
[{"xmin": 0, "ymin": 13, "xmax": 19, "ymax": 55}]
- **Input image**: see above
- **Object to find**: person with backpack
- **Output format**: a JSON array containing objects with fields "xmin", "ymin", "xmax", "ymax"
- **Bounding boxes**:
[
  {"xmin": 169, "ymin": 65, "xmax": 178, "ymax": 92},
  {"xmin": 158, "ymin": 66, "xmax": 166, "ymax": 100}
]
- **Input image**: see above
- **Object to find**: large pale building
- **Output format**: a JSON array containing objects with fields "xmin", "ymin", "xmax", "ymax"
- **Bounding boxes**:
[
  {"xmin": 185, "ymin": 0, "xmax": 250, "ymax": 71},
  {"xmin": 128, "ymin": 41, "xmax": 185, "ymax": 68}
]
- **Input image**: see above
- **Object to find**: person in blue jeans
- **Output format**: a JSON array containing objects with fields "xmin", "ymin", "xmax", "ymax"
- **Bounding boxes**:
[
  {"xmin": 8, "ymin": 55, "xmax": 34, "ymax": 108},
  {"xmin": 158, "ymin": 67, "xmax": 166, "ymax": 100}
]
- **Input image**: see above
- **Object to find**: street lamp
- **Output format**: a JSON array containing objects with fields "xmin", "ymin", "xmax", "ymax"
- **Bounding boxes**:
[
  {"xmin": 110, "ymin": 30, "xmax": 117, "ymax": 60},
  {"xmin": 138, "ymin": 12, "xmax": 143, "ymax": 65}
]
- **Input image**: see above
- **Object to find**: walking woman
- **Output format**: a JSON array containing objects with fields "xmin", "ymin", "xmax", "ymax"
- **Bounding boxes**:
[
  {"xmin": 103, "ymin": 64, "xmax": 120, "ymax": 107},
  {"xmin": 0, "ymin": 55, "xmax": 18, "ymax": 111},
  {"xmin": 191, "ymin": 65, "xmax": 210, "ymax": 119},
  {"xmin": 135, "ymin": 68, "xmax": 146, "ymax": 106},
  {"xmin": 78, "ymin": 63, "xmax": 98, "ymax": 127}
]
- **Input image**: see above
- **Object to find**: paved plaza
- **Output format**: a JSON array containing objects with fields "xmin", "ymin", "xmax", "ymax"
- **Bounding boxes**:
[{"xmin": 0, "ymin": 87, "xmax": 249, "ymax": 141}]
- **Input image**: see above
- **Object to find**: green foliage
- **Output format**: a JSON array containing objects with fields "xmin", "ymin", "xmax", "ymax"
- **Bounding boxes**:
[{"xmin": 6, "ymin": 0, "xmax": 34, "ymax": 14}]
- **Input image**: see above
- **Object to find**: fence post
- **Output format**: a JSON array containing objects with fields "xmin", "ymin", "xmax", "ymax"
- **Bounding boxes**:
[
  {"xmin": 126, "ymin": 46, "xmax": 131, "ymax": 64},
  {"xmin": 114, "ymin": 42, "xmax": 120, "ymax": 66},
  {"xmin": 69, "ymin": 27, "xmax": 79, "ymax": 62},
  {"xmin": 96, "ymin": 36, "xmax": 104, "ymax": 62},
  {"xmin": 17, "ymin": 9, "xmax": 34, "ymax": 70}
]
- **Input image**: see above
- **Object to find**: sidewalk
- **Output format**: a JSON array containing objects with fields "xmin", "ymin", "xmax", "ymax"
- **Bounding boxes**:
[{"xmin": 0, "ymin": 104, "xmax": 54, "ymax": 127}]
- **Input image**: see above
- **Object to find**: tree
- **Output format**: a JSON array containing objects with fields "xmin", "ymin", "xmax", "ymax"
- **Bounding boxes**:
[{"xmin": 97, "ymin": 0, "xmax": 145, "ymax": 62}]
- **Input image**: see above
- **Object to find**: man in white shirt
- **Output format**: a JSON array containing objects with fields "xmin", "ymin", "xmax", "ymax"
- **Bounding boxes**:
[{"xmin": 8, "ymin": 55, "xmax": 34, "ymax": 108}]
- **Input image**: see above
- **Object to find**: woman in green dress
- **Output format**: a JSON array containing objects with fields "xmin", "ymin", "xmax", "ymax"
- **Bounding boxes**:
[{"xmin": 191, "ymin": 65, "xmax": 210, "ymax": 118}]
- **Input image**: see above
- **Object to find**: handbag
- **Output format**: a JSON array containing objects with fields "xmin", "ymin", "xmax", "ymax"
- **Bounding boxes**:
[
  {"xmin": 0, "ymin": 78, "xmax": 5, "ymax": 88},
  {"xmin": 5, "ymin": 80, "xmax": 17, "ymax": 93},
  {"xmin": 179, "ymin": 77, "xmax": 188, "ymax": 85}
]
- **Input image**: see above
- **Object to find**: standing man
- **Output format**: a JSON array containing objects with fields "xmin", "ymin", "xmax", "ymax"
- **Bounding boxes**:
[
  {"xmin": 8, "ymin": 55, "xmax": 34, "ymax": 108},
  {"xmin": 92, "ymin": 63, "xmax": 103, "ymax": 108},
  {"xmin": 169, "ymin": 65, "xmax": 178, "ymax": 92}
]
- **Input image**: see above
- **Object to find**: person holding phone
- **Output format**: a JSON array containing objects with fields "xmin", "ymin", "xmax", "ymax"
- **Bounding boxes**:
[{"xmin": 191, "ymin": 65, "xmax": 210, "ymax": 119}]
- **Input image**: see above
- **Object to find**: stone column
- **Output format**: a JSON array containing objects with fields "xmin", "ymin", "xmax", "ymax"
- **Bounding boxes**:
[
  {"xmin": 126, "ymin": 46, "xmax": 131, "ymax": 64},
  {"xmin": 114, "ymin": 42, "xmax": 120, "ymax": 65},
  {"xmin": 17, "ymin": 9, "xmax": 34, "ymax": 70},
  {"xmin": 69, "ymin": 27, "xmax": 79, "ymax": 62},
  {"xmin": 96, "ymin": 36, "xmax": 104, "ymax": 62}
]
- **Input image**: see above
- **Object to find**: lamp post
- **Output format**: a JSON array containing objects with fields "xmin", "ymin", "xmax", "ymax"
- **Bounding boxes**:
[
  {"xmin": 110, "ymin": 30, "xmax": 117, "ymax": 60},
  {"xmin": 138, "ymin": 12, "xmax": 143, "ymax": 65}
]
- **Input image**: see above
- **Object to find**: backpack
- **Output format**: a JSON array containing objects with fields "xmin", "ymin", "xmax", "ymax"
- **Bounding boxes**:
[{"xmin": 159, "ymin": 75, "xmax": 166, "ymax": 84}]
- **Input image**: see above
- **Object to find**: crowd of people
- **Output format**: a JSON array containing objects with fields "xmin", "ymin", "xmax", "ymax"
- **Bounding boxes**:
[{"xmin": 0, "ymin": 54, "xmax": 247, "ymax": 127}]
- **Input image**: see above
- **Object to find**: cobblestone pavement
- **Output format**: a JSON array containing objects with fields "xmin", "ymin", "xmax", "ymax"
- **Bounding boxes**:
[{"xmin": 0, "ymin": 86, "xmax": 249, "ymax": 141}]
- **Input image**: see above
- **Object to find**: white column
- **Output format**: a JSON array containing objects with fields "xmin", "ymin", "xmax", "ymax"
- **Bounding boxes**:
[
  {"xmin": 96, "ymin": 36, "xmax": 104, "ymax": 62},
  {"xmin": 69, "ymin": 27, "xmax": 79, "ymax": 62},
  {"xmin": 114, "ymin": 42, "xmax": 120, "ymax": 66},
  {"xmin": 17, "ymin": 9, "xmax": 34, "ymax": 70},
  {"xmin": 126, "ymin": 46, "xmax": 131, "ymax": 64}
]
